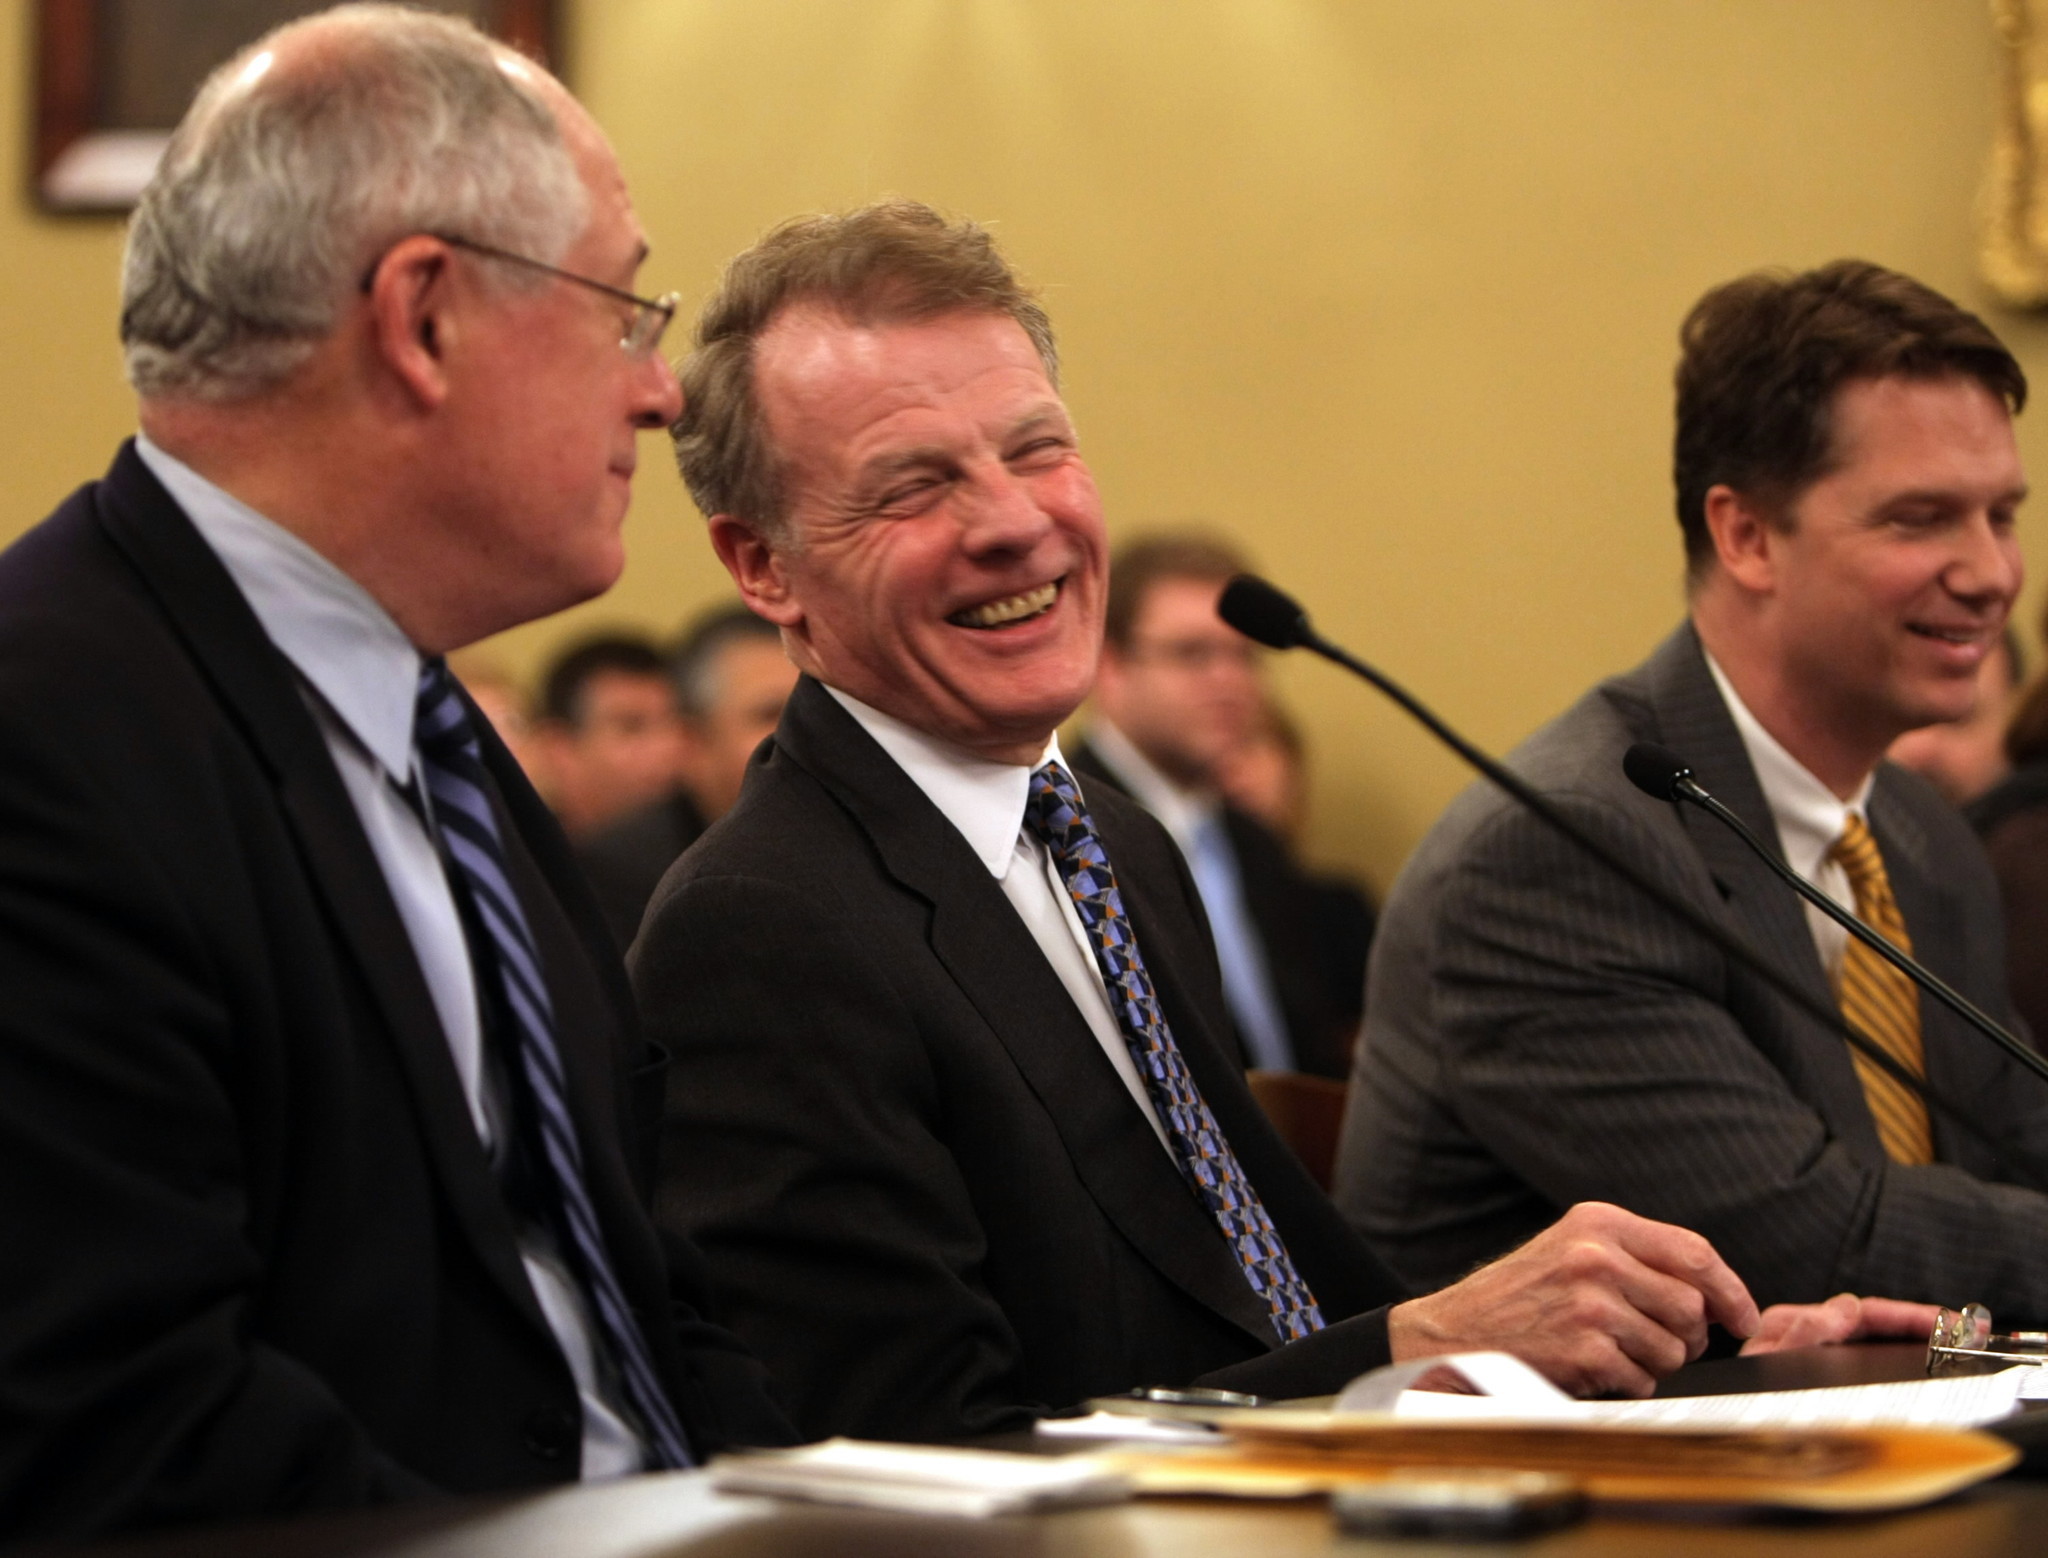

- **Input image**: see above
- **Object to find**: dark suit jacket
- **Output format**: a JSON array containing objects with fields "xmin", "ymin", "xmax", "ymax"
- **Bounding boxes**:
[
  {"xmin": 1337, "ymin": 623, "xmax": 2048, "ymax": 1318},
  {"xmin": 1069, "ymin": 740, "xmax": 1374, "ymax": 1079},
  {"xmin": 0, "ymin": 445, "xmax": 787, "ymax": 1543},
  {"xmin": 634, "ymin": 679, "xmax": 1407, "ymax": 1443}
]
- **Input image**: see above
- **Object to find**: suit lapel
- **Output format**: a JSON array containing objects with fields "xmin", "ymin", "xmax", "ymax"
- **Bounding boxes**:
[
  {"xmin": 1645, "ymin": 628, "xmax": 1884, "ymax": 1157},
  {"xmin": 776, "ymin": 681, "xmax": 1281, "ymax": 1348},
  {"xmin": 91, "ymin": 443, "xmax": 550, "ymax": 1331}
]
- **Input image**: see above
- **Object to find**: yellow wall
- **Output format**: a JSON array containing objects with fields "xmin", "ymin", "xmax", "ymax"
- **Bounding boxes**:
[{"xmin": 3, "ymin": 1, "xmax": 2043, "ymax": 893}]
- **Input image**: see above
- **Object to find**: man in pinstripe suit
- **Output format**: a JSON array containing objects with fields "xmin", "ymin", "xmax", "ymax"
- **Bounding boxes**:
[{"xmin": 1338, "ymin": 260, "xmax": 2048, "ymax": 1323}]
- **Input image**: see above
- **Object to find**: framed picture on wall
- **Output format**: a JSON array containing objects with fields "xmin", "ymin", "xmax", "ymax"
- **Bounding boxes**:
[{"xmin": 32, "ymin": 0, "xmax": 559, "ymax": 213}]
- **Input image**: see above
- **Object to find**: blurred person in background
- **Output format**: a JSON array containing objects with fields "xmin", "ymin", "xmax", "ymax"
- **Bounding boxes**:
[
  {"xmin": 1969, "ymin": 611, "xmax": 2048, "ymax": 1046},
  {"xmin": 532, "ymin": 632, "xmax": 687, "ymax": 840},
  {"xmin": 1217, "ymin": 695, "xmax": 1378, "ymax": 1062},
  {"xmin": 1073, "ymin": 533, "xmax": 1370, "ymax": 1078},
  {"xmin": 577, "ymin": 604, "xmax": 796, "ymax": 949},
  {"xmin": 1889, "ymin": 625, "xmax": 2023, "ymax": 807}
]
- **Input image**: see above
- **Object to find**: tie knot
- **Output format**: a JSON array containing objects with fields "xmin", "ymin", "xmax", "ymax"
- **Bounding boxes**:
[
  {"xmin": 1830, "ymin": 812, "xmax": 1884, "ymax": 887},
  {"xmin": 1024, "ymin": 760, "xmax": 1088, "ymax": 849},
  {"xmin": 414, "ymin": 658, "xmax": 478, "ymax": 761}
]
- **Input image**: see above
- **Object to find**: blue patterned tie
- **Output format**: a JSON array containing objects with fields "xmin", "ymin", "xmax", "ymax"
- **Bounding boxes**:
[
  {"xmin": 1024, "ymin": 761, "xmax": 1325, "ymax": 1342},
  {"xmin": 415, "ymin": 660, "xmax": 693, "ymax": 1469}
]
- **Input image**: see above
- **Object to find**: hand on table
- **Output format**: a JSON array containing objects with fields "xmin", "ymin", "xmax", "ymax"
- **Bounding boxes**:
[
  {"xmin": 1738, "ymin": 1293, "xmax": 1942, "ymax": 1355},
  {"xmin": 1386, "ymin": 1201, "xmax": 1761, "ymax": 1399}
]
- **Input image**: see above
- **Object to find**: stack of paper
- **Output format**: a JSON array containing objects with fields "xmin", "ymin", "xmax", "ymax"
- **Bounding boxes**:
[
  {"xmin": 1332, "ymin": 1350, "xmax": 2032, "ymax": 1429},
  {"xmin": 708, "ymin": 1439, "xmax": 1131, "ymax": 1517}
]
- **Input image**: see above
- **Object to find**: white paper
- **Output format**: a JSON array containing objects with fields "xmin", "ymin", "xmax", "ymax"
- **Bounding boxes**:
[
  {"xmin": 1382, "ymin": 1364, "xmax": 2030, "ymax": 1429},
  {"xmin": 708, "ymin": 1439, "xmax": 1130, "ymax": 1517},
  {"xmin": 1035, "ymin": 1410, "xmax": 1223, "ymax": 1444}
]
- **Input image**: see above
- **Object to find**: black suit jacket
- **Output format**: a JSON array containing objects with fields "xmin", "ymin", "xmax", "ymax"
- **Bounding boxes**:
[
  {"xmin": 1068, "ymin": 740, "xmax": 1374, "ymax": 1078},
  {"xmin": 634, "ymin": 679, "xmax": 1405, "ymax": 1443},
  {"xmin": 1338, "ymin": 624, "xmax": 2048, "ymax": 1317},
  {"xmin": 0, "ymin": 446, "xmax": 787, "ymax": 1542}
]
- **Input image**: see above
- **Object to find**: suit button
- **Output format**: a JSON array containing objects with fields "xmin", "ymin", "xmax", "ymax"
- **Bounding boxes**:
[{"xmin": 523, "ymin": 1408, "xmax": 579, "ymax": 1461}]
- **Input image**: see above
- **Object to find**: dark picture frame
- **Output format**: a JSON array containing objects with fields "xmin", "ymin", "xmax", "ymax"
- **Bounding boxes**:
[{"xmin": 32, "ymin": 0, "xmax": 559, "ymax": 213}]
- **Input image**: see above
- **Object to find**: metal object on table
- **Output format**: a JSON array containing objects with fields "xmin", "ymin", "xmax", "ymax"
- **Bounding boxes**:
[{"xmin": 1928, "ymin": 1303, "xmax": 2048, "ymax": 1373}]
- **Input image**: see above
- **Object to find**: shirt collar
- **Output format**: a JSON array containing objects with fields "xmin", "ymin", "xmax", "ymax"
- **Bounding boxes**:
[
  {"xmin": 1704, "ymin": 650, "xmax": 1874, "ymax": 879},
  {"xmin": 135, "ymin": 433, "xmax": 422, "ymax": 779},
  {"xmin": 1083, "ymin": 718, "xmax": 1218, "ymax": 849},
  {"xmin": 823, "ymin": 685, "xmax": 1060, "ymax": 879}
]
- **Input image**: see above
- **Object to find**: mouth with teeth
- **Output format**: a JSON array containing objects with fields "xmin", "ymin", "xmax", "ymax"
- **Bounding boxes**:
[
  {"xmin": 1907, "ymin": 624, "xmax": 1990, "ymax": 647},
  {"xmin": 947, "ymin": 579, "xmax": 1061, "ymax": 630}
]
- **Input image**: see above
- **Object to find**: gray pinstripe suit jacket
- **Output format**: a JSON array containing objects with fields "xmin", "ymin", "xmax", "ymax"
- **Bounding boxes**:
[{"xmin": 1335, "ymin": 623, "xmax": 2048, "ymax": 1321}]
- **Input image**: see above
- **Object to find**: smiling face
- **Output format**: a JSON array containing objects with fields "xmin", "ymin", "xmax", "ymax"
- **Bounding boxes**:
[
  {"xmin": 711, "ymin": 307, "xmax": 1107, "ymax": 764},
  {"xmin": 1703, "ymin": 373, "xmax": 2026, "ymax": 790}
]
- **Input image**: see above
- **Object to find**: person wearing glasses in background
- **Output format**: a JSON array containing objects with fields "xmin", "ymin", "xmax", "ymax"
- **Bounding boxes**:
[
  {"xmin": 1072, "ymin": 532, "xmax": 1375, "ymax": 1079},
  {"xmin": 0, "ymin": 5, "xmax": 786, "ymax": 1542}
]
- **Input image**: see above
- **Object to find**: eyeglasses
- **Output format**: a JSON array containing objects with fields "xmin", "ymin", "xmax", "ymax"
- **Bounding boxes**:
[{"xmin": 363, "ymin": 233, "xmax": 679, "ymax": 358}]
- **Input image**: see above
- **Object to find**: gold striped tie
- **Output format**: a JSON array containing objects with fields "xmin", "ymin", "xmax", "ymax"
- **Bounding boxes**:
[{"xmin": 1828, "ymin": 815, "xmax": 1933, "ymax": 1164}]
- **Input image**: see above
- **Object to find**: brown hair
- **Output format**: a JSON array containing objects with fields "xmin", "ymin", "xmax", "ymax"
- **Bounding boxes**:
[
  {"xmin": 1104, "ymin": 532, "xmax": 1251, "ymax": 650},
  {"xmin": 671, "ymin": 200, "xmax": 1057, "ymax": 538},
  {"xmin": 1672, "ymin": 260, "xmax": 2026, "ymax": 579}
]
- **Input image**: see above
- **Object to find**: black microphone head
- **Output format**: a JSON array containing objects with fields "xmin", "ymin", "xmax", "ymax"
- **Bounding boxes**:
[
  {"xmin": 1217, "ymin": 575, "xmax": 1310, "ymax": 650},
  {"xmin": 1622, "ymin": 742, "xmax": 1694, "ymax": 803}
]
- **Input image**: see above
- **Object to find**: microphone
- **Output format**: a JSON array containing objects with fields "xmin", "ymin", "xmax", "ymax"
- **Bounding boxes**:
[
  {"xmin": 1217, "ymin": 574, "xmax": 1986, "ymax": 1123},
  {"xmin": 1623, "ymin": 742, "xmax": 2048, "ymax": 1089}
]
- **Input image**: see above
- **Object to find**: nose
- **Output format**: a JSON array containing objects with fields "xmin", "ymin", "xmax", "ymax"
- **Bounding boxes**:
[
  {"xmin": 631, "ymin": 350, "xmax": 684, "ymax": 431},
  {"xmin": 1945, "ymin": 510, "xmax": 2024, "ymax": 612},
  {"xmin": 957, "ymin": 459, "xmax": 1054, "ymax": 558}
]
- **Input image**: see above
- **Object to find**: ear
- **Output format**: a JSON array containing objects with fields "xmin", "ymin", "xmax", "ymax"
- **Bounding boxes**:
[
  {"xmin": 1701, "ymin": 483, "xmax": 1781, "ymax": 595},
  {"xmin": 362, "ymin": 236, "xmax": 461, "ymax": 412},
  {"xmin": 708, "ymin": 515, "xmax": 804, "ymax": 629}
]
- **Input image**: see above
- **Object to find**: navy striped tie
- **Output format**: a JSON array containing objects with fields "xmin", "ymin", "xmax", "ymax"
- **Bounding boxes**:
[{"xmin": 414, "ymin": 659, "xmax": 693, "ymax": 1469}]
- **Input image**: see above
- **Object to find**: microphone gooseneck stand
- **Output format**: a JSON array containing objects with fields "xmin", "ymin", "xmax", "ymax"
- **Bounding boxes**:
[
  {"xmin": 1621, "ymin": 741, "xmax": 2048, "ymax": 1090},
  {"xmin": 1214, "ymin": 574, "xmax": 2037, "ymax": 1140}
]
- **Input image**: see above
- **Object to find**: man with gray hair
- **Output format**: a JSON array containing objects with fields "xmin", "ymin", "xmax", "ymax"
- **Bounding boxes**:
[{"xmin": 0, "ymin": 5, "xmax": 784, "ymax": 1540}]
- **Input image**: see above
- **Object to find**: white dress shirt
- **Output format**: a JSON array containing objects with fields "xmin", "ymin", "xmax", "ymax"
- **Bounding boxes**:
[
  {"xmin": 824, "ymin": 687, "xmax": 1173, "ymax": 1153},
  {"xmin": 135, "ymin": 434, "xmax": 643, "ymax": 1478},
  {"xmin": 1704, "ymin": 652, "xmax": 1875, "ymax": 982}
]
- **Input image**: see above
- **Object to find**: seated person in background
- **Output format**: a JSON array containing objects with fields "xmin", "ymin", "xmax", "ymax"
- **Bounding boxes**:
[
  {"xmin": 1218, "ymin": 694, "xmax": 1379, "ymax": 1065},
  {"xmin": 0, "ymin": 6, "xmax": 786, "ymax": 1540},
  {"xmin": 1072, "ymin": 533, "xmax": 1372, "ymax": 1078},
  {"xmin": 531, "ymin": 632, "xmax": 688, "ymax": 840},
  {"xmin": 1338, "ymin": 259, "xmax": 2048, "ymax": 1321},
  {"xmin": 634, "ymin": 201, "xmax": 1930, "ymax": 1446},
  {"xmin": 578, "ymin": 604, "xmax": 797, "ymax": 948},
  {"xmin": 1969, "ymin": 602, "xmax": 2048, "ymax": 1048},
  {"xmin": 1889, "ymin": 625, "xmax": 2022, "ymax": 806}
]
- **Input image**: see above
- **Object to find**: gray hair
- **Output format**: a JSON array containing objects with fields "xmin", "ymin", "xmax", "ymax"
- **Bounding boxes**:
[{"xmin": 121, "ymin": 3, "xmax": 588, "ymax": 401}]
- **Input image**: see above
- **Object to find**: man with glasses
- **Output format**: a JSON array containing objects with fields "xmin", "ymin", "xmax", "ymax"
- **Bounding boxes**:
[
  {"xmin": 1073, "ymin": 532, "xmax": 1374, "ymax": 1078},
  {"xmin": 0, "ymin": 6, "xmax": 784, "ymax": 1542}
]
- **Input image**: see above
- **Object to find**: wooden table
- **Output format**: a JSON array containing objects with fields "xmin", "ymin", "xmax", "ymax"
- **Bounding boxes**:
[{"xmin": 62, "ymin": 1346, "xmax": 2048, "ymax": 1558}]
